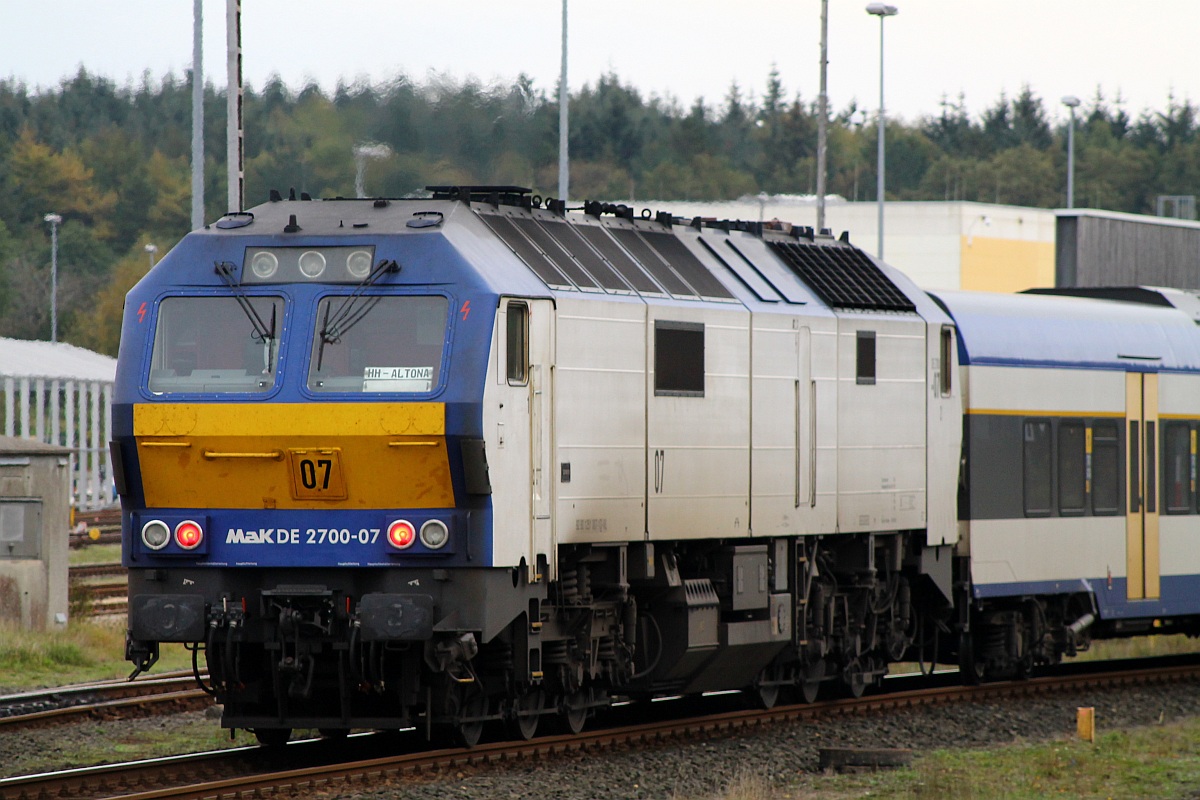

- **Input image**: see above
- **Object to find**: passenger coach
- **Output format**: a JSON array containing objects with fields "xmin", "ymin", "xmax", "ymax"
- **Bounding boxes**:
[{"xmin": 936, "ymin": 287, "xmax": 1200, "ymax": 677}]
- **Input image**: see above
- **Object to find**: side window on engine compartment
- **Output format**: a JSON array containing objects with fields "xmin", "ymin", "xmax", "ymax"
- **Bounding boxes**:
[
  {"xmin": 856, "ymin": 330, "xmax": 876, "ymax": 386},
  {"xmin": 654, "ymin": 320, "xmax": 704, "ymax": 396}
]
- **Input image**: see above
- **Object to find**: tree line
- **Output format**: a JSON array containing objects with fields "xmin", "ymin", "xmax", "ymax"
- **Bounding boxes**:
[{"xmin": 1, "ymin": 66, "xmax": 1198, "ymax": 355}]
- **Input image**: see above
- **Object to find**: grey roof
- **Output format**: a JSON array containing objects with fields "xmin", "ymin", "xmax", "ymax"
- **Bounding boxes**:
[
  {"xmin": 0, "ymin": 435, "xmax": 70, "ymax": 455},
  {"xmin": 0, "ymin": 338, "xmax": 116, "ymax": 382}
]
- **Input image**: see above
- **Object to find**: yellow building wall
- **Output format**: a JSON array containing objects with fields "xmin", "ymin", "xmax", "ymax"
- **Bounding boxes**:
[{"xmin": 960, "ymin": 236, "xmax": 1056, "ymax": 293}]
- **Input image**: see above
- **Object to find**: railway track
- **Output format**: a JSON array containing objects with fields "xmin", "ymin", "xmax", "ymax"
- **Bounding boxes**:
[
  {"xmin": 68, "ymin": 561, "xmax": 128, "ymax": 617},
  {"xmin": 0, "ymin": 671, "xmax": 209, "ymax": 731},
  {"xmin": 70, "ymin": 507, "xmax": 122, "ymax": 548},
  {"xmin": 3, "ymin": 659, "xmax": 1198, "ymax": 800}
]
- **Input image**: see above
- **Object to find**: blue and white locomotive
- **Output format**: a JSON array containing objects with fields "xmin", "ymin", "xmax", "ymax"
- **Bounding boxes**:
[{"xmin": 111, "ymin": 186, "xmax": 1200, "ymax": 745}]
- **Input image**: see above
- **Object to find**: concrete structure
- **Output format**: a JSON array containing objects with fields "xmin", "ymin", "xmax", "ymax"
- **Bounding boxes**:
[
  {"xmin": 0, "ymin": 436, "xmax": 70, "ymax": 629},
  {"xmin": 1057, "ymin": 209, "xmax": 1200, "ymax": 288},
  {"xmin": 627, "ymin": 198, "xmax": 1058, "ymax": 293},
  {"xmin": 0, "ymin": 338, "xmax": 117, "ymax": 510}
]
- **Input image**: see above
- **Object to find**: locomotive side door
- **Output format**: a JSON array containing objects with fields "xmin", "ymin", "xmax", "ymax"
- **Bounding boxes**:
[
  {"xmin": 1126, "ymin": 371, "xmax": 1160, "ymax": 600},
  {"xmin": 491, "ymin": 297, "xmax": 556, "ymax": 582},
  {"xmin": 528, "ymin": 299, "xmax": 555, "ymax": 579}
]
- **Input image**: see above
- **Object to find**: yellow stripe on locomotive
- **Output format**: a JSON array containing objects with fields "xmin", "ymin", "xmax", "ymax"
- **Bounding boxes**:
[{"xmin": 134, "ymin": 402, "xmax": 453, "ymax": 509}]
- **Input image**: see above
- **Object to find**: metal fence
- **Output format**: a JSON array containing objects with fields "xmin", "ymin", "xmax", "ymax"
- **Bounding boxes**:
[{"xmin": 2, "ymin": 376, "xmax": 113, "ymax": 510}]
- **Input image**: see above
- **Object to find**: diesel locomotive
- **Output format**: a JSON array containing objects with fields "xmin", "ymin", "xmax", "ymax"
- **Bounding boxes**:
[{"xmin": 112, "ymin": 186, "xmax": 1200, "ymax": 745}]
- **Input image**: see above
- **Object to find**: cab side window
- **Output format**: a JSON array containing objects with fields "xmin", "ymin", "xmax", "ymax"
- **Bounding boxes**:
[{"xmin": 506, "ymin": 302, "xmax": 529, "ymax": 385}]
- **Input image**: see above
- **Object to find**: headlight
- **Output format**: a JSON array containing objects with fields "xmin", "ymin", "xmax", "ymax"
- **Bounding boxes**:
[
  {"xmin": 346, "ymin": 250, "xmax": 373, "ymax": 279},
  {"xmin": 141, "ymin": 519, "xmax": 171, "ymax": 550},
  {"xmin": 419, "ymin": 519, "xmax": 449, "ymax": 549},
  {"xmin": 298, "ymin": 250, "xmax": 327, "ymax": 278},
  {"xmin": 249, "ymin": 251, "xmax": 279, "ymax": 279}
]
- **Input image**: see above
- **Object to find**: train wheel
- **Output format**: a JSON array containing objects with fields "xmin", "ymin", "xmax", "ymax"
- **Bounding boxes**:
[
  {"xmin": 508, "ymin": 689, "xmax": 544, "ymax": 741},
  {"xmin": 558, "ymin": 691, "xmax": 588, "ymax": 734},
  {"xmin": 753, "ymin": 664, "xmax": 785, "ymax": 709},
  {"xmin": 844, "ymin": 663, "xmax": 870, "ymax": 699},
  {"xmin": 253, "ymin": 727, "xmax": 292, "ymax": 747},
  {"xmin": 454, "ymin": 694, "xmax": 488, "ymax": 748},
  {"xmin": 799, "ymin": 661, "xmax": 825, "ymax": 704}
]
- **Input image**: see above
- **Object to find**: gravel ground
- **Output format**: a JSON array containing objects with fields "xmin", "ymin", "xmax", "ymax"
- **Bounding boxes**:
[{"xmin": 4, "ymin": 681, "xmax": 1199, "ymax": 798}]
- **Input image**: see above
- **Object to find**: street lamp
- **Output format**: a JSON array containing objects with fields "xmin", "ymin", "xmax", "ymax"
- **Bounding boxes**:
[
  {"xmin": 866, "ymin": 2, "xmax": 898, "ymax": 260},
  {"xmin": 1062, "ymin": 95, "xmax": 1081, "ymax": 209},
  {"xmin": 145, "ymin": 243, "xmax": 158, "ymax": 268},
  {"xmin": 43, "ymin": 213, "xmax": 62, "ymax": 344}
]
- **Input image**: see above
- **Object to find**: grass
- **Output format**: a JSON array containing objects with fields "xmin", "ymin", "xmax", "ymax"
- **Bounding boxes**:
[
  {"xmin": 890, "ymin": 633, "xmax": 1200, "ymax": 678},
  {"xmin": 1077, "ymin": 633, "xmax": 1200, "ymax": 662},
  {"xmin": 811, "ymin": 721, "xmax": 1200, "ymax": 799},
  {"xmin": 691, "ymin": 720, "xmax": 1200, "ymax": 799},
  {"xmin": 68, "ymin": 542, "xmax": 122, "ymax": 565},
  {"xmin": 0, "ymin": 620, "xmax": 193, "ymax": 692},
  {"xmin": 0, "ymin": 714, "xmax": 241, "ymax": 779}
]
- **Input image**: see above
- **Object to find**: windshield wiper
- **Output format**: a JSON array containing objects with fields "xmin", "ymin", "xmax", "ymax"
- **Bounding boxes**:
[
  {"xmin": 315, "ymin": 259, "xmax": 399, "ymax": 370},
  {"xmin": 214, "ymin": 261, "xmax": 277, "ymax": 372}
]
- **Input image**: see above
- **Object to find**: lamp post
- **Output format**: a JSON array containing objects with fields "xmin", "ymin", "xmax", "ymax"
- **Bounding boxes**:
[
  {"xmin": 558, "ymin": 0, "xmax": 569, "ymax": 204},
  {"xmin": 145, "ymin": 243, "xmax": 158, "ymax": 269},
  {"xmin": 43, "ymin": 213, "xmax": 62, "ymax": 344},
  {"xmin": 866, "ymin": 2, "xmax": 898, "ymax": 260},
  {"xmin": 815, "ymin": 0, "xmax": 829, "ymax": 232},
  {"xmin": 1062, "ymin": 95, "xmax": 1081, "ymax": 209}
]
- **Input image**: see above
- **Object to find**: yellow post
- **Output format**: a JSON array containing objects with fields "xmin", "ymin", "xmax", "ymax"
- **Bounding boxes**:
[{"xmin": 1077, "ymin": 707, "xmax": 1095, "ymax": 742}]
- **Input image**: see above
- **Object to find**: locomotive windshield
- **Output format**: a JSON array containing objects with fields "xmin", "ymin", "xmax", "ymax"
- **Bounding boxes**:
[
  {"xmin": 308, "ymin": 295, "xmax": 448, "ymax": 393},
  {"xmin": 147, "ymin": 296, "xmax": 283, "ymax": 394}
]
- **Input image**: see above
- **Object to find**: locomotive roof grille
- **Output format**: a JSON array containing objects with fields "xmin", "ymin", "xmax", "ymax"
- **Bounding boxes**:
[
  {"xmin": 767, "ymin": 241, "xmax": 916, "ymax": 313},
  {"xmin": 483, "ymin": 212, "xmax": 736, "ymax": 301}
]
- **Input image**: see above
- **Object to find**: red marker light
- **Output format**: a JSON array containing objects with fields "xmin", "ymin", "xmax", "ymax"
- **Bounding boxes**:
[
  {"xmin": 175, "ymin": 520, "xmax": 204, "ymax": 550},
  {"xmin": 387, "ymin": 520, "xmax": 416, "ymax": 549}
]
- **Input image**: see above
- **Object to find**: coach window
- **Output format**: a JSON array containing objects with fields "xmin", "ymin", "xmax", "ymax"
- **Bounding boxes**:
[
  {"xmin": 655, "ymin": 321, "xmax": 704, "ymax": 396},
  {"xmin": 1163, "ymin": 422, "xmax": 1192, "ymax": 514},
  {"xmin": 856, "ymin": 330, "xmax": 876, "ymax": 386},
  {"xmin": 506, "ymin": 302, "xmax": 529, "ymax": 385},
  {"xmin": 1058, "ymin": 421, "xmax": 1086, "ymax": 515},
  {"xmin": 1092, "ymin": 421, "xmax": 1120, "ymax": 515},
  {"xmin": 1023, "ymin": 418, "xmax": 1052, "ymax": 517}
]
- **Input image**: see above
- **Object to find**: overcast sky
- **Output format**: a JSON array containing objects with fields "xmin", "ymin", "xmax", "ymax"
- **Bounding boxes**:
[{"xmin": 3, "ymin": 1, "xmax": 1198, "ymax": 125}]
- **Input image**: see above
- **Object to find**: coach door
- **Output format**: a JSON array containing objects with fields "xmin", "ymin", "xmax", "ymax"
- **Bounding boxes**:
[{"xmin": 1126, "ymin": 372, "xmax": 1160, "ymax": 600}]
